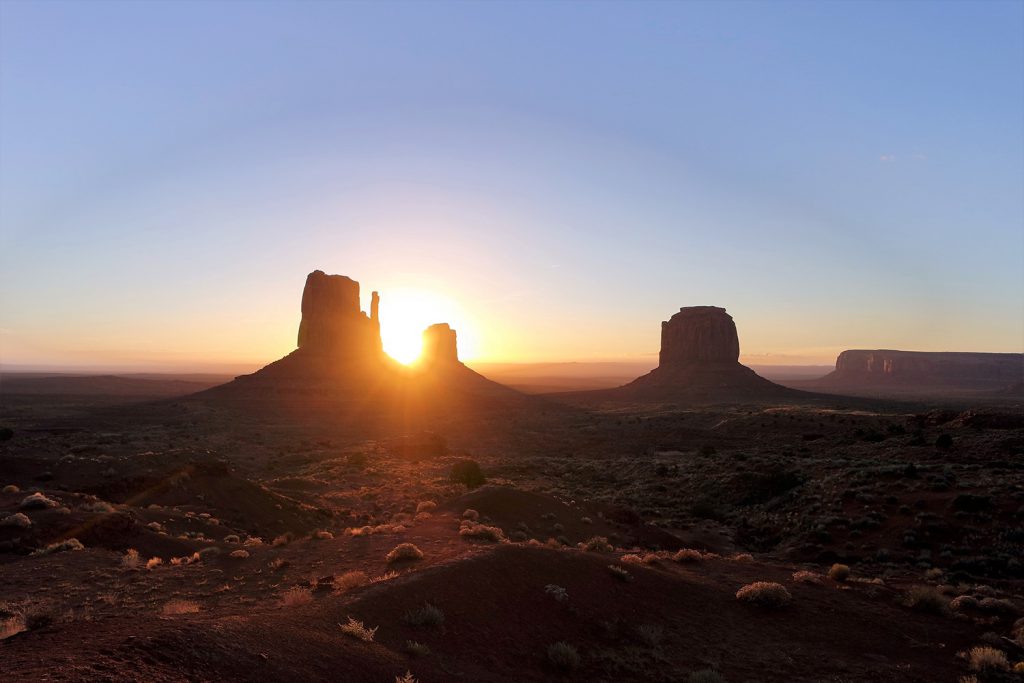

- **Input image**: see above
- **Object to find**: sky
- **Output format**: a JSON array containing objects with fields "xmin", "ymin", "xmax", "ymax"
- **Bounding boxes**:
[{"xmin": 1, "ymin": 0, "xmax": 1022, "ymax": 371}]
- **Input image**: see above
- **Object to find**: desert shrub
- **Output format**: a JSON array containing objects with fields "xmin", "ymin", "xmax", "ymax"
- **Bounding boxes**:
[
  {"xmin": 968, "ymin": 646, "xmax": 1009, "ymax": 671},
  {"xmin": 146, "ymin": 557, "xmax": 163, "ymax": 570},
  {"xmin": 735, "ymin": 582, "xmax": 792, "ymax": 608},
  {"xmin": 950, "ymin": 595, "xmax": 980, "ymax": 612},
  {"xmin": 449, "ymin": 460, "xmax": 486, "ymax": 489},
  {"xmin": 339, "ymin": 616, "xmax": 377, "ymax": 642},
  {"xmin": 828, "ymin": 563, "xmax": 850, "ymax": 582},
  {"xmin": 415, "ymin": 501, "xmax": 437, "ymax": 513},
  {"xmin": 0, "ymin": 513, "xmax": 31, "ymax": 528},
  {"xmin": 223, "ymin": 534, "xmax": 240, "ymax": 543},
  {"xmin": 672, "ymin": 549, "xmax": 704, "ymax": 563},
  {"xmin": 545, "ymin": 585, "xmax": 568, "ymax": 602},
  {"xmin": 32, "ymin": 538, "xmax": 84, "ymax": 555},
  {"xmin": 406, "ymin": 640, "xmax": 431, "ymax": 657},
  {"xmin": 547, "ymin": 641, "xmax": 580, "ymax": 672},
  {"xmin": 688, "ymin": 670, "xmax": 725, "ymax": 683},
  {"xmin": 978, "ymin": 597, "xmax": 1019, "ymax": 616},
  {"xmin": 122, "ymin": 548, "xmax": 141, "ymax": 570},
  {"xmin": 336, "ymin": 570, "xmax": 369, "ymax": 592},
  {"xmin": 635, "ymin": 624, "xmax": 663, "ymax": 647},
  {"xmin": 81, "ymin": 500, "xmax": 115, "ymax": 514},
  {"xmin": 280, "ymin": 587, "xmax": 313, "ymax": 607},
  {"xmin": 161, "ymin": 599, "xmax": 200, "ymax": 616},
  {"xmin": 272, "ymin": 533, "xmax": 292, "ymax": 547},
  {"xmin": 244, "ymin": 536, "xmax": 264, "ymax": 546},
  {"xmin": 313, "ymin": 530, "xmax": 333, "ymax": 540},
  {"xmin": 403, "ymin": 603, "xmax": 445, "ymax": 627},
  {"xmin": 386, "ymin": 543, "xmax": 424, "ymax": 563},
  {"xmin": 731, "ymin": 553, "xmax": 753, "ymax": 562},
  {"xmin": 621, "ymin": 553, "xmax": 643, "ymax": 564},
  {"xmin": 462, "ymin": 508, "xmax": 479, "ymax": 521},
  {"xmin": 580, "ymin": 536, "xmax": 613, "ymax": 552},
  {"xmin": 511, "ymin": 530, "xmax": 528, "ymax": 542},
  {"xmin": 198, "ymin": 547, "xmax": 221, "ymax": 561},
  {"xmin": 792, "ymin": 570, "xmax": 824, "ymax": 585},
  {"xmin": 608, "ymin": 565, "xmax": 633, "ymax": 582},
  {"xmin": 902, "ymin": 586, "xmax": 949, "ymax": 614},
  {"xmin": 20, "ymin": 492, "xmax": 58, "ymax": 510},
  {"xmin": 2, "ymin": 484, "xmax": 20, "ymax": 493},
  {"xmin": 459, "ymin": 522, "xmax": 504, "ymax": 542}
]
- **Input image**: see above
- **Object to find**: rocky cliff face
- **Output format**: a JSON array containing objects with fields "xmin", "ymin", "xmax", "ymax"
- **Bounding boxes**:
[
  {"xmin": 659, "ymin": 306, "xmax": 740, "ymax": 366},
  {"xmin": 824, "ymin": 350, "xmax": 1023, "ymax": 389},
  {"xmin": 295, "ymin": 270, "xmax": 382, "ymax": 359},
  {"xmin": 421, "ymin": 323, "xmax": 459, "ymax": 365}
]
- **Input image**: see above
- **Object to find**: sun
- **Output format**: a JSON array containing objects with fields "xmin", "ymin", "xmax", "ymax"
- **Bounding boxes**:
[{"xmin": 378, "ymin": 288, "xmax": 476, "ymax": 365}]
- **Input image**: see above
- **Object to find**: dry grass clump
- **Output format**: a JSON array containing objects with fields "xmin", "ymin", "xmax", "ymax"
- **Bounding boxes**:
[
  {"xmin": 395, "ymin": 672, "xmax": 417, "ymax": 683},
  {"xmin": 415, "ymin": 501, "xmax": 437, "ymax": 513},
  {"xmin": 792, "ymin": 570, "xmax": 824, "ymax": 585},
  {"xmin": 0, "ymin": 512, "xmax": 32, "ymax": 528},
  {"xmin": 335, "ymin": 570, "xmax": 369, "ymax": 593},
  {"xmin": 350, "ymin": 523, "xmax": 406, "ymax": 537},
  {"xmin": 735, "ymin": 582, "xmax": 792, "ymax": 608},
  {"xmin": 459, "ymin": 521, "xmax": 505, "ymax": 542},
  {"xmin": 280, "ymin": 587, "xmax": 313, "ymax": 607},
  {"xmin": 672, "ymin": 548, "xmax": 705, "ymax": 563},
  {"xmin": 161, "ymin": 599, "xmax": 200, "ymax": 616},
  {"xmin": 20, "ymin": 492, "xmax": 58, "ymax": 510},
  {"xmin": 371, "ymin": 570, "xmax": 400, "ymax": 584},
  {"xmin": 146, "ymin": 557, "xmax": 163, "ymax": 570},
  {"xmin": 547, "ymin": 641, "xmax": 580, "ymax": 672},
  {"xmin": 967, "ymin": 646, "xmax": 1009, "ymax": 672},
  {"xmin": 828, "ymin": 563, "xmax": 851, "ymax": 582},
  {"xmin": 386, "ymin": 543, "xmax": 424, "ymax": 563},
  {"xmin": 32, "ymin": 538, "xmax": 84, "ymax": 555},
  {"xmin": 461, "ymin": 508, "xmax": 479, "ymax": 521},
  {"xmin": 580, "ymin": 536, "xmax": 614, "ymax": 552},
  {"xmin": 608, "ymin": 565, "xmax": 633, "ymax": 582},
  {"xmin": 122, "ymin": 548, "xmax": 141, "ymax": 570},
  {"xmin": 403, "ymin": 603, "xmax": 445, "ymax": 628},
  {"xmin": 406, "ymin": 640, "xmax": 431, "ymax": 657},
  {"xmin": 902, "ymin": 586, "xmax": 949, "ymax": 615},
  {"xmin": 339, "ymin": 616, "xmax": 377, "ymax": 642}
]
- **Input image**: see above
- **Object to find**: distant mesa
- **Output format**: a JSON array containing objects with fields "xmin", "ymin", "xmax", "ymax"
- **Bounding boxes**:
[
  {"xmin": 818, "ymin": 349, "xmax": 1024, "ymax": 393},
  {"xmin": 610, "ymin": 305, "xmax": 792, "ymax": 401},
  {"xmin": 296, "ymin": 270, "xmax": 382, "ymax": 359}
]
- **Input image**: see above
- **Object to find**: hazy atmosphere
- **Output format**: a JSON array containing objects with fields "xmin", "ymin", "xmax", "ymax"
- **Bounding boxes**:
[{"xmin": 2, "ymin": 0, "xmax": 1022, "ymax": 371}]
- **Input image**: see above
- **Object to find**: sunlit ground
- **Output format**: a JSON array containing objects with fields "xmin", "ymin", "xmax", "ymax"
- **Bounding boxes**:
[{"xmin": 378, "ymin": 288, "xmax": 477, "ymax": 365}]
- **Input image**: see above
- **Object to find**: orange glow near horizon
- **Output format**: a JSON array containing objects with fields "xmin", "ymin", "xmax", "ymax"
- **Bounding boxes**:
[{"xmin": 379, "ymin": 288, "xmax": 478, "ymax": 365}]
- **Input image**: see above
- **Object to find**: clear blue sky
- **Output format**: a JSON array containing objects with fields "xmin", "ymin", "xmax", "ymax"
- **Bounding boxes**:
[{"xmin": 1, "ymin": 0, "xmax": 1022, "ymax": 369}]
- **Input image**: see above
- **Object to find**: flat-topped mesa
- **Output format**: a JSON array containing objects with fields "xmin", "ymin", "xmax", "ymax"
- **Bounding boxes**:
[
  {"xmin": 659, "ymin": 306, "xmax": 740, "ymax": 367},
  {"xmin": 295, "ymin": 270, "xmax": 382, "ymax": 358},
  {"xmin": 421, "ymin": 323, "xmax": 459, "ymax": 365}
]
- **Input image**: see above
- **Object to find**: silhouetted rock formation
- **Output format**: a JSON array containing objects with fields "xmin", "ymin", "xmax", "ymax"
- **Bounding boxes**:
[
  {"xmin": 198, "ymin": 270, "xmax": 523, "ymax": 413},
  {"xmin": 611, "ymin": 306, "xmax": 791, "ymax": 402},
  {"xmin": 296, "ymin": 270, "xmax": 382, "ymax": 359},
  {"xmin": 421, "ymin": 323, "xmax": 459, "ymax": 366},
  {"xmin": 660, "ymin": 306, "xmax": 740, "ymax": 366},
  {"xmin": 819, "ymin": 350, "xmax": 1024, "ymax": 392}
]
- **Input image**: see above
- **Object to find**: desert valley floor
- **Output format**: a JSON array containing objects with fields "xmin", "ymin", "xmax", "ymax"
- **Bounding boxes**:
[{"xmin": 1, "ymin": 377, "xmax": 1023, "ymax": 682}]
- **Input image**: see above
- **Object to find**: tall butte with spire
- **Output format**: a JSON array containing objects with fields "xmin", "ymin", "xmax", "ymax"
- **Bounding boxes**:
[{"xmin": 202, "ymin": 270, "xmax": 520, "ymax": 408}]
